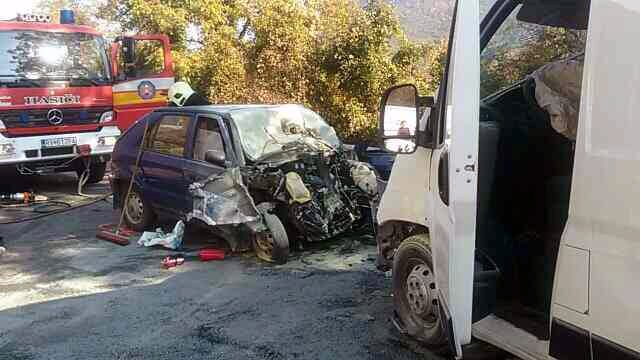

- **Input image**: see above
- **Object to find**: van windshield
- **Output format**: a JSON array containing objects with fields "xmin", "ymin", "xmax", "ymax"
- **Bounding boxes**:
[{"xmin": 0, "ymin": 30, "xmax": 111, "ymax": 87}]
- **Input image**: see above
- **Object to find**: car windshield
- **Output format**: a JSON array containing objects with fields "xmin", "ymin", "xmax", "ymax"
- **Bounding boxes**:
[
  {"xmin": 230, "ymin": 105, "xmax": 341, "ymax": 161},
  {"xmin": 0, "ymin": 30, "xmax": 111, "ymax": 86}
]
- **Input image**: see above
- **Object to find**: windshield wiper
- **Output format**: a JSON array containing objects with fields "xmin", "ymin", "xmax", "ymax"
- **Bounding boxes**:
[
  {"xmin": 47, "ymin": 76, "xmax": 106, "ymax": 86},
  {"xmin": 0, "ymin": 76, "xmax": 41, "ymax": 88}
]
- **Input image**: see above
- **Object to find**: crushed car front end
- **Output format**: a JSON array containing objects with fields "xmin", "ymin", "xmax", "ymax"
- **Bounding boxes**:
[{"xmin": 232, "ymin": 105, "xmax": 379, "ymax": 244}]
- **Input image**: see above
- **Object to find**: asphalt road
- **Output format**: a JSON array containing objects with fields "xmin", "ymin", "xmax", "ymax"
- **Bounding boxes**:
[{"xmin": 0, "ymin": 171, "xmax": 447, "ymax": 360}]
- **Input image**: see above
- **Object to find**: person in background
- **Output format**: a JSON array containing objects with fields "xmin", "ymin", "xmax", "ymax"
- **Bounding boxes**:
[
  {"xmin": 397, "ymin": 120, "xmax": 411, "ymax": 136},
  {"xmin": 168, "ymin": 81, "xmax": 210, "ymax": 107}
]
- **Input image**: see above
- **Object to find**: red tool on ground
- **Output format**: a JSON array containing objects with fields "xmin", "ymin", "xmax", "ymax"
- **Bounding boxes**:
[
  {"xmin": 96, "ymin": 223, "xmax": 137, "ymax": 245},
  {"xmin": 199, "ymin": 248, "xmax": 225, "ymax": 261},
  {"xmin": 96, "ymin": 123, "xmax": 149, "ymax": 246}
]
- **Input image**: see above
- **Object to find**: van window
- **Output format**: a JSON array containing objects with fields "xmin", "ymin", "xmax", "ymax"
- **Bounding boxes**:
[
  {"xmin": 480, "ymin": 5, "xmax": 586, "ymax": 98},
  {"xmin": 148, "ymin": 114, "xmax": 190, "ymax": 157}
]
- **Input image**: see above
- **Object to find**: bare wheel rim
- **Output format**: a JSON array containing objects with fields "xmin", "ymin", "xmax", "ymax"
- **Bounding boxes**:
[
  {"xmin": 125, "ymin": 192, "xmax": 144, "ymax": 224},
  {"xmin": 406, "ymin": 262, "xmax": 440, "ymax": 328},
  {"xmin": 255, "ymin": 232, "xmax": 275, "ymax": 262}
]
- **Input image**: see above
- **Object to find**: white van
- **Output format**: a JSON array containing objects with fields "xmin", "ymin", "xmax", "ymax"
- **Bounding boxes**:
[{"xmin": 376, "ymin": 0, "xmax": 640, "ymax": 359}]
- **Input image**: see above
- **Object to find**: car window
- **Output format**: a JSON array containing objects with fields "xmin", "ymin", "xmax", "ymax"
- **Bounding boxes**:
[
  {"xmin": 193, "ymin": 116, "xmax": 225, "ymax": 162},
  {"xmin": 148, "ymin": 114, "xmax": 190, "ymax": 157},
  {"xmin": 480, "ymin": 4, "xmax": 587, "ymax": 98}
]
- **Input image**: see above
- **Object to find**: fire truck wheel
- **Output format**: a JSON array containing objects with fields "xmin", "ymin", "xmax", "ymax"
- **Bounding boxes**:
[{"xmin": 77, "ymin": 162, "xmax": 107, "ymax": 184}]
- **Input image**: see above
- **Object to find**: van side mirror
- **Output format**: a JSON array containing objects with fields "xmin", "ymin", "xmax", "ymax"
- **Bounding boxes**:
[
  {"xmin": 205, "ymin": 150, "xmax": 226, "ymax": 166},
  {"xmin": 379, "ymin": 84, "xmax": 419, "ymax": 154}
]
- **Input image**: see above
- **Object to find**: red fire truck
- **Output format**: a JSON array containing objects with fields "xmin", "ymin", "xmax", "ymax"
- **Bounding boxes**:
[{"xmin": 0, "ymin": 11, "xmax": 174, "ymax": 183}]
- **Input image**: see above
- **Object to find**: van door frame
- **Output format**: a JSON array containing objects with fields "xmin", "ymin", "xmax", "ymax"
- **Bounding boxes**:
[{"xmin": 428, "ymin": 0, "xmax": 481, "ymax": 356}]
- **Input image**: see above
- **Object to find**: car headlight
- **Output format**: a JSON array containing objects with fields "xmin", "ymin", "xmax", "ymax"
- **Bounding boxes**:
[
  {"xmin": 0, "ymin": 142, "xmax": 16, "ymax": 157},
  {"xmin": 99, "ymin": 111, "xmax": 114, "ymax": 124},
  {"xmin": 98, "ymin": 136, "xmax": 118, "ymax": 147}
]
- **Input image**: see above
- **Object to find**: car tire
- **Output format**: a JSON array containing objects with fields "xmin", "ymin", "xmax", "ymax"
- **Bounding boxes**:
[
  {"xmin": 392, "ymin": 234, "xmax": 447, "ymax": 346},
  {"xmin": 123, "ymin": 186, "xmax": 155, "ymax": 232},
  {"xmin": 254, "ymin": 210, "xmax": 290, "ymax": 264},
  {"xmin": 77, "ymin": 162, "xmax": 107, "ymax": 184}
]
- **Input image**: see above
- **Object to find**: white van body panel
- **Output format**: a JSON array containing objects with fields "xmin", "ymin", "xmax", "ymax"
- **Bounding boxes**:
[
  {"xmin": 552, "ymin": 0, "xmax": 640, "ymax": 353},
  {"xmin": 430, "ymin": 0, "xmax": 481, "ymax": 353},
  {"xmin": 376, "ymin": 147, "xmax": 432, "ymax": 227}
]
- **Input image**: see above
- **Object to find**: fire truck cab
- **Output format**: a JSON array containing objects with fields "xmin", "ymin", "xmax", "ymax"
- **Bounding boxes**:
[{"xmin": 0, "ymin": 10, "xmax": 174, "ymax": 183}]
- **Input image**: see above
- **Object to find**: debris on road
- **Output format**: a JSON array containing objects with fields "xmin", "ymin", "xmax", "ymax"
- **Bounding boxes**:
[
  {"xmin": 138, "ymin": 221, "xmax": 185, "ymax": 250},
  {"xmin": 161, "ymin": 254, "xmax": 185, "ymax": 269}
]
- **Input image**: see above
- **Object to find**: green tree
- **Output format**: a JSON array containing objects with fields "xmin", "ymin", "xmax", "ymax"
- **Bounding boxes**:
[
  {"xmin": 481, "ymin": 27, "xmax": 586, "ymax": 97},
  {"xmin": 97, "ymin": 0, "xmax": 440, "ymax": 142}
]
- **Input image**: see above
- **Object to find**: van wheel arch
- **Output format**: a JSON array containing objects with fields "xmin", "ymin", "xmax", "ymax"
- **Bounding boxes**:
[{"xmin": 376, "ymin": 220, "xmax": 428, "ymax": 271}]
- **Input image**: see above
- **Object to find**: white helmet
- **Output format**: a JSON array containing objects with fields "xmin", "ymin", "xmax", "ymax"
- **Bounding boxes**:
[{"xmin": 168, "ymin": 81, "xmax": 195, "ymax": 106}]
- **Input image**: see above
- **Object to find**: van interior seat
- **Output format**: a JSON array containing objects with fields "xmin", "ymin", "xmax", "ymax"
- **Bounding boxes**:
[{"xmin": 476, "ymin": 119, "xmax": 501, "ymax": 251}]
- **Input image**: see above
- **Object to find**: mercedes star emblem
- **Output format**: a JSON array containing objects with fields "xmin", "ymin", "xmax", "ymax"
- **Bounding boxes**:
[{"xmin": 47, "ymin": 109, "xmax": 63, "ymax": 126}]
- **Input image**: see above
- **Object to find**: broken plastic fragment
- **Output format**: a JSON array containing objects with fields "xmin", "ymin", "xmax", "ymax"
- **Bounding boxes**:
[{"xmin": 285, "ymin": 172, "xmax": 312, "ymax": 204}]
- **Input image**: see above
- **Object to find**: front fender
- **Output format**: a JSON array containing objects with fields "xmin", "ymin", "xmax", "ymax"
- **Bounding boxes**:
[
  {"xmin": 375, "ymin": 146, "xmax": 433, "ymax": 270},
  {"xmin": 376, "ymin": 146, "xmax": 432, "ymax": 228}
]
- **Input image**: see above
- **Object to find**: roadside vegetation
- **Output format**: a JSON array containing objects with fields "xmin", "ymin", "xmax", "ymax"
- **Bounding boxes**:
[
  {"xmin": 38, "ymin": 0, "xmax": 581, "ymax": 142},
  {"xmin": 40, "ymin": 0, "xmax": 446, "ymax": 142}
]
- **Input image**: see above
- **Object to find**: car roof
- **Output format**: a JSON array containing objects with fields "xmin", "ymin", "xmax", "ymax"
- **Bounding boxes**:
[{"xmin": 155, "ymin": 104, "xmax": 304, "ymax": 116}]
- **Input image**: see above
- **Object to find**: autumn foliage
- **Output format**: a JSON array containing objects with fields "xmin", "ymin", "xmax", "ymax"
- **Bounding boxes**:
[{"xmin": 95, "ymin": 0, "xmax": 446, "ymax": 142}]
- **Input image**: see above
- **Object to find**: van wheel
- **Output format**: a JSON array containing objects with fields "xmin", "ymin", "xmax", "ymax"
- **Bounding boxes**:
[
  {"xmin": 123, "ymin": 186, "xmax": 155, "ymax": 232},
  {"xmin": 393, "ymin": 234, "xmax": 446, "ymax": 346},
  {"xmin": 254, "ymin": 212, "xmax": 290, "ymax": 264}
]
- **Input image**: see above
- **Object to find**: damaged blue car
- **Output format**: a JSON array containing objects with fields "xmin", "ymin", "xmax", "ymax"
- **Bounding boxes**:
[{"xmin": 111, "ymin": 104, "xmax": 379, "ymax": 263}]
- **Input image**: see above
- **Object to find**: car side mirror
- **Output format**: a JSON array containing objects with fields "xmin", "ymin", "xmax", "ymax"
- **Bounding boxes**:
[
  {"xmin": 379, "ymin": 84, "xmax": 420, "ymax": 154},
  {"xmin": 205, "ymin": 150, "xmax": 226, "ymax": 166}
]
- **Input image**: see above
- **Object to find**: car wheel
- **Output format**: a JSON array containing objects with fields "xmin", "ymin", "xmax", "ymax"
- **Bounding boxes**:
[
  {"xmin": 254, "ymin": 212, "xmax": 290, "ymax": 264},
  {"xmin": 392, "ymin": 234, "xmax": 447, "ymax": 346},
  {"xmin": 123, "ymin": 186, "xmax": 155, "ymax": 232},
  {"xmin": 76, "ymin": 161, "xmax": 107, "ymax": 184}
]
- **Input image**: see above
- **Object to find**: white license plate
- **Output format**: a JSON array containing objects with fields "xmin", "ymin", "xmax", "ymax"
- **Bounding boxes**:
[{"xmin": 41, "ymin": 137, "xmax": 77, "ymax": 148}]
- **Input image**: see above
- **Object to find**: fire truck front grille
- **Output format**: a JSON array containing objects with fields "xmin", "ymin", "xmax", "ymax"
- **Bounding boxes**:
[
  {"xmin": 0, "ymin": 107, "xmax": 110, "ymax": 129},
  {"xmin": 41, "ymin": 146, "xmax": 75, "ymax": 157}
]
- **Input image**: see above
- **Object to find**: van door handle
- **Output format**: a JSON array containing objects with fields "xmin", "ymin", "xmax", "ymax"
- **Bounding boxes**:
[{"xmin": 464, "ymin": 163, "xmax": 476, "ymax": 172}]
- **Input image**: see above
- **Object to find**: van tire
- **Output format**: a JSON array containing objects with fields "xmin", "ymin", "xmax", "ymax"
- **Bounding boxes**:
[
  {"xmin": 392, "ymin": 234, "xmax": 447, "ymax": 346},
  {"xmin": 123, "ymin": 186, "xmax": 155, "ymax": 232}
]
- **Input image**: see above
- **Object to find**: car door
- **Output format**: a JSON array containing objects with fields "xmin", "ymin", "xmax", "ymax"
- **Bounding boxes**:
[
  {"xmin": 181, "ymin": 114, "xmax": 259, "ymax": 228},
  {"xmin": 140, "ymin": 112, "xmax": 192, "ymax": 216},
  {"xmin": 429, "ymin": 0, "xmax": 481, "ymax": 357},
  {"xmin": 111, "ymin": 35, "xmax": 175, "ymax": 131},
  {"xmin": 183, "ymin": 114, "xmax": 231, "ymax": 186}
]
